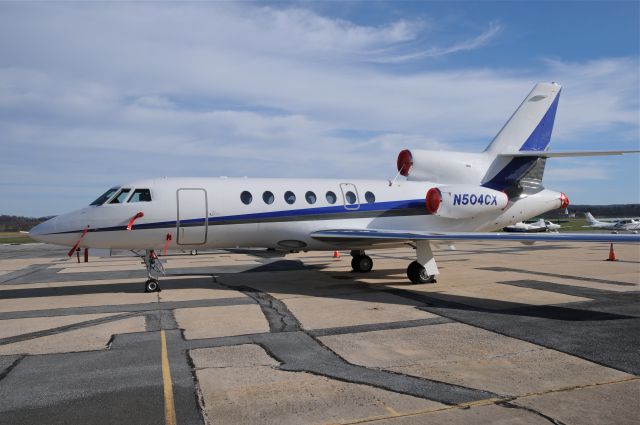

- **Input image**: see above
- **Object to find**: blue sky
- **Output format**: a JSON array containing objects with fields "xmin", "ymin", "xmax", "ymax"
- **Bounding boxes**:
[{"xmin": 0, "ymin": 1, "xmax": 638, "ymax": 216}]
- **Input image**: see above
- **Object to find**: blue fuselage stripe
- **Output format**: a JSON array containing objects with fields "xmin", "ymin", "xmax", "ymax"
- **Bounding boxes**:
[{"xmin": 48, "ymin": 198, "xmax": 428, "ymax": 235}]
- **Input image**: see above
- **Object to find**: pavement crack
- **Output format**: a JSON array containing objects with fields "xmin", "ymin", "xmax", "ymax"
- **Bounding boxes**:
[
  {"xmin": 105, "ymin": 334, "xmax": 116, "ymax": 349},
  {"xmin": 205, "ymin": 284, "xmax": 501, "ymax": 405},
  {"xmin": 496, "ymin": 400, "xmax": 567, "ymax": 425},
  {"xmin": 219, "ymin": 284, "xmax": 301, "ymax": 333},
  {"xmin": 186, "ymin": 349, "xmax": 211, "ymax": 425},
  {"xmin": 253, "ymin": 331, "xmax": 501, "ymax": 405},
  {"xmin": 0, "ymin": 312, "xmax": 142, "ymax": 346},
  {"xmin": 0, "ymin": 264, "xmax": 49, "ymax": 284},
  {"xmin": 0, "ymin": 297, "xmax": 253, "ymax": 320},
  {"xmin": 0, "ymin": 355, "xmax": 25, "ymax": 382},
  {"xmin": 478, "ymin": 267, "xmax": 636, "ymax": 287}
]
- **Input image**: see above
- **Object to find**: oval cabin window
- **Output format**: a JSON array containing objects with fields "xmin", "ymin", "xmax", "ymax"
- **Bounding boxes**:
[
  {"xmin": 365, "ymin": 191, "xmax": 375, "ymax": 203},
  {"xmin": 305, "ymin": 191, "xmax": 317, "ymax": 204},
  {"xmin": 262, "ymin": 191, "xmax": 274, "ymax": 205},
  {"xmin": 345, "ymin": 191, "xmax": 357, "ymax": 204},
  {"xmin": 240, "ymin": 191, "xmax": 252, "ymax": 205},
  {"xmin": 326, "ymin": 191, "xmax": 337, "ymax": 204},
  {"xmin": 284, "ymin": 191, "xmax": 296, "ymax": 205}
]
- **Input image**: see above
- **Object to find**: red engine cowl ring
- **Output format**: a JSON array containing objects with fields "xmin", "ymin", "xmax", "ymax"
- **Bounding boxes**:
[
  {"xmin": 559, "ymin": 192, "xmax": 570, "ymax": 209},
  {"xmin": 425, "ymin": 187, "xmax": 441, "ymax": 214},
  {"xmin": 396, "ymin": 149, "xmax": 413, "ymax": 177}
]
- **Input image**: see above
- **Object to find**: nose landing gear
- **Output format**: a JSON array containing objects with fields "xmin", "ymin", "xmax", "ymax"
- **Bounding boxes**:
[
  {"xmin": 142, "ymin": 249, "xmax": 165, "ymax": 292},
  {"xmin": 145, "ymin": 278, "xmax": 159, "ymax": 292}
]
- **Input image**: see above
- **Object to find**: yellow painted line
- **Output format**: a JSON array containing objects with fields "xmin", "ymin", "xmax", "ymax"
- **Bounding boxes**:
[{"xmin": 161, "ymin": 330, "xmax": 177, "ymax": 425}]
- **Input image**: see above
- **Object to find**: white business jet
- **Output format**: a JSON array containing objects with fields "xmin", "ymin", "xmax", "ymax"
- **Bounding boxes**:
[
  {"xmin": 29, "ymin": 82, "xmax": 640, "ymax": 292},
  {"xmin": 584, "ymin": 212, "xmax": 640, "ymax": 233},
  {"xmin": 503, "ymin": 219, "xmax": 561, "ymax": 233}
]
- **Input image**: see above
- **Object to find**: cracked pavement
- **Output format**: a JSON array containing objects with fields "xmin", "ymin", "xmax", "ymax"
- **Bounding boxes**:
[{"xmin": 0, "ymin": 242, "xmax": 638, "ymax": 424}]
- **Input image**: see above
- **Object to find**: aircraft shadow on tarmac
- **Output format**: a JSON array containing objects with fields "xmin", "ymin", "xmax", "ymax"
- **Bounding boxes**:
[{"xmin": 1, "ymin": 259, "xmax": 635, "ymax": 324}]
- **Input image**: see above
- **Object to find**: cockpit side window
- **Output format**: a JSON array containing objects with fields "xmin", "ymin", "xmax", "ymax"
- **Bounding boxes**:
[
  {"xmin": 90, "ymin": 187, "xmax": 119, "ymax": 206},
  {"xmin": 109, "ymin": 188, "xmax": 131, "ymax": 204},
  {"xmin": 128, "ymin": 188, "xmax": 152, "ymax": 203}
]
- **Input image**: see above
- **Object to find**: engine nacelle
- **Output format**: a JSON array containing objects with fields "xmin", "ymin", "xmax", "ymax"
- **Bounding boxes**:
[
  {"xmin": 397, "ymin": 149, "xmax": 488, "ymax": 184},
  {"xmin": 426, "ymin": 185, "xmax": 508, "ymax": 219}
]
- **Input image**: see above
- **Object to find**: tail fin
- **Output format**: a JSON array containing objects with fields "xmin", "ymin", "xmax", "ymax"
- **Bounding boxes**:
[
  {"xmin": 482, "ymin": 83, "xmax": 561, "ymax": 193},
  {"xmin": 536, "ymin": 218, "xmax": 546, "ymax": 228},
  {"xmin": 485, "ymin": 82, "xmax": 561, "ymax": 155},
  {"xmin": 584, "ymin": 212, "xmax": 598, "ymax": 225}
]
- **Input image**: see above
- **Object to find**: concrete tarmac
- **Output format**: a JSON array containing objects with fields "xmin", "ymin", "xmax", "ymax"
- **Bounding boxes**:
[{"xmin": 0, "ymin": 241, "xmax": 638, "ymax": 424}]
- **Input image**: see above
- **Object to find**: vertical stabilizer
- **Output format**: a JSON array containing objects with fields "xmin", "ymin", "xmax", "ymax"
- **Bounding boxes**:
[
  {"xmin": 485, "ymin": 83, "xmax": 561, "ymax": 155},
  {"xmin": 585, "ymin": 212, "xmax": 598, "ymax": 225}
]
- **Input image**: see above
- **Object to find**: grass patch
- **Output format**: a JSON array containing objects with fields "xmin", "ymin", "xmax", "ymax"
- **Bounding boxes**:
[
  {"xmin": 553, "ymin": 218, "xmax": 590, "ymax": 232},
  {"xmin": 0, "ymin": 232, "xmax": 36, "ymax": 244}
]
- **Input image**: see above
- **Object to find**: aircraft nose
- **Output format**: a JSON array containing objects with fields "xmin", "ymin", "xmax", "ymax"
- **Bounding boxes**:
[{"xmin": 29, "ymin": 217, "xmax": 58, "ymax": 242}]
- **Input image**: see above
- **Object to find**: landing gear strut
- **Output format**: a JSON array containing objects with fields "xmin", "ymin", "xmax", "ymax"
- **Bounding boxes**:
[
  {"xmin": 350, "ymin": 250, "xmax": 373, "ymax": 273},
  {"xmin": 142, "ymin": 249, "xmax": 165, "ymax": 292},
  {"xmin": 407, "ymin": 241, "xmax": 438, "ymax": 284}
]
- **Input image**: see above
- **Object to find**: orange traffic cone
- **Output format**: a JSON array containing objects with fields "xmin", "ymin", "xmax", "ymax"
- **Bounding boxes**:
[
  {"xmin": 333, "ymin": 250, "xmax": 340, "ymax": 259},
  {"xmin": 606, "ymin": 243, "xmax": 617, "ymax": 261}
]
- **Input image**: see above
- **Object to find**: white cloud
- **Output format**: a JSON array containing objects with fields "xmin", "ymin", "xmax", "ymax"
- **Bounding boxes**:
[
  {"xmin": 0, "ymin": 2, "xmax": 638, "ymax": 214},
  {"xmin": 372, "ymin": 21, "xmax": 502, "ymax": 63},
  {"xmin": 544, "ymin": 58, "xmax": 640, "ymax": 144},
  {"xmin": 544, "ymin": 165, "xmax": 610, "ymax": 181}
]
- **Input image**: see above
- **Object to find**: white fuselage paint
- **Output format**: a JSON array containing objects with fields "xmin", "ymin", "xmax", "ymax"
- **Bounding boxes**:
[{"xmin": 31, "ymin": 177, "xmax": 564, "ymax": 251}]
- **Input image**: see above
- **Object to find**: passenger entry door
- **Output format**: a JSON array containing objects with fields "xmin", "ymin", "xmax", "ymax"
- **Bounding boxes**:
[
  {"xmin": 177, "ymin": 189, "xmax": 208, "ymax": 245},
  {"xmin": 339, "ymin": 183, "xmax": 360, "ymax": 210}
]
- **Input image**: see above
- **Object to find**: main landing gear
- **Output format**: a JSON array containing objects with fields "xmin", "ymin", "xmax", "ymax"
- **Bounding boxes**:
[
  {"xmin": 351, "ymin": 250, "xmax": 373, "ymax": 273},
  {"xmin": 407, "ymin": 241, "xmax": 438, "ymax": 284},
  {"xmin": 142, "ymin": 249, "xmax": 165, "ymax": 292},
  {"xmin": 407, "ymin": 261, "xmax": 436, "ymax": 284},
  {"xmin": 349, "ymin": 244, "xmax": 438, "ymax": 284},
  {"xmin": 351, "ymin": 241, "xmax": 439, "ymax": 284}
]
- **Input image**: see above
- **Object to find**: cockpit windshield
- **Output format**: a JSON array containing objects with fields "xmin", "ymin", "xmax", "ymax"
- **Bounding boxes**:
[
  {"xmin": 90, "ymin": 187, "xmax": 119, "ymax": 206},
  {"xmin": 109, "ymin": 188, "xmax": 131, "ymax": 204},
  {"xmin": 128, "ymin": 188, "xmax": 152, "ymax": 202}
]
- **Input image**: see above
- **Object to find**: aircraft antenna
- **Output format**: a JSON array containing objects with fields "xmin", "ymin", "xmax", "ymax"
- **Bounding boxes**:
[{"xmin": 389, "ymin": 168, "xmax": 403, "ymax": 186}]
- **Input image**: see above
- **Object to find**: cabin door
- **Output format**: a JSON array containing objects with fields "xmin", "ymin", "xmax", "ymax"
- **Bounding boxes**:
[
  {"xmin": 177, "ymin": 188, "xmax": 208, "ymax": 245},
  {"xmin": 339, "ymin": 183, "xmax": 360, "ymax": 210}
]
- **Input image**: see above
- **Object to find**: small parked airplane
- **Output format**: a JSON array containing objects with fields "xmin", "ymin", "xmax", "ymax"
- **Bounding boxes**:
[
  {"xmin": 584, "ymin": 212, "xmax": 640, "ymax": 233},
  {"xmin": 503, "ymin": 219, "xmax": 561, "ymax": 233},
  {"xmin": 29, "ymin": 82, "xmax": 640, "ymax": 291}
]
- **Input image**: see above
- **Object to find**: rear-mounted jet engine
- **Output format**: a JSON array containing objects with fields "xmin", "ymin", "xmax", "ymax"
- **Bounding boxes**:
[{"xmin": 426, "ymin": 185, "xmax": 508, "ymax": 219}]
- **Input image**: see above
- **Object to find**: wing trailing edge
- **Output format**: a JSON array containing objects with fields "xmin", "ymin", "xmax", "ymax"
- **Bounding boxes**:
[
  {"xmin": 499, "ymin": 150, "xmax": 639, "ymax": 158},
  {"xmin": 311, "ymin": 229, "xmax": 640, "ymax": 243}
]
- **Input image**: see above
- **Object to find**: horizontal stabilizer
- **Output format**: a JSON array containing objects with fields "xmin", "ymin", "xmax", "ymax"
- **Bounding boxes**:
[
  {"xmin": 499, "ymin": 150, "xmax": 640, "ymax": 158},
  {"xmin": 311, "ymin": 229, "xmax": 640, "ymax": 243}
]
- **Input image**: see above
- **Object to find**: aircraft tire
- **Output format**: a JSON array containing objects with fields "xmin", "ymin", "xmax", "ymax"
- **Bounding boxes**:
[
  {"xmin": 407, "ymin": 261, "xmax": 436, "ymax": 284},
  {"xmin": 145, "ymin": 278, "xmax": 160, "ymax": 292},
  {"xmin": 351, "ymin": 255, "xmax": 373, "ymax": 273}
]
